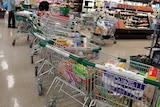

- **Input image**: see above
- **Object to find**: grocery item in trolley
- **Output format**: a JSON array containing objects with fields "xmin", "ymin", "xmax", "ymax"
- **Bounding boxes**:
[
  {"xmin": 15, "ymin": 10, "xmax": 34, "ymax": 18},
  {"xmin": 32, "ymin": 28, "xmax": 101, "ymax": 59}
]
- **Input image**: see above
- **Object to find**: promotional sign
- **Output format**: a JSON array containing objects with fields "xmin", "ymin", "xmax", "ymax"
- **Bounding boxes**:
[{"xmin": 102, "ymin": 70, "xmax": 145, "ymax": 100}]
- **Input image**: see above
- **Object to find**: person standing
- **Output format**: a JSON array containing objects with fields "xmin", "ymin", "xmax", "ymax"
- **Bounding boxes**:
[
  {"xmin": 0, "ymin": 0, "xmax": 3, "ymax": 8},
  {"xmin": 7, "ymin": 0, "xmax": 16, "ymax": 28},
  {"xmin": 15, "ymin": 0, "xmax": 24, "ymax": 11}
]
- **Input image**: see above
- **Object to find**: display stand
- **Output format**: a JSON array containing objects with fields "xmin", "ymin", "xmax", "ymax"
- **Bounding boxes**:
[{"xmin": 145, "ymin": 8, "xmax": 160, "ymax": 67}]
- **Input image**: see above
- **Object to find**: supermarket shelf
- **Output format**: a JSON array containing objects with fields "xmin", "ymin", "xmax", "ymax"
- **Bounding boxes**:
[
  {"xmin": 115, "ymin": 28, "xmax": 154, "ymax": 39},
  {"xmin": 112, "ymin": 7, "xmax": 153, "ymax": 13}
]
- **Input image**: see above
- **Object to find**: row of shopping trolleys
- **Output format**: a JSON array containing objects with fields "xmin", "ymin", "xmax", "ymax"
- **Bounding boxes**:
[{"xmin": 12, "ymin": 10, "xmax": 160, "ymax": 107}]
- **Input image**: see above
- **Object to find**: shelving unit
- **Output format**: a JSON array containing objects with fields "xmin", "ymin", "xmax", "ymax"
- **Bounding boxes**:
[
  {"xmin": 145, "ymin": 8, "xmax": 160, "ymax": 67},
  {"xmin": 113, "ymin": 9, "xmax": 154, "ymax": 39},
  {"xmin": 149, "ymin": 10, "xmax": 160, "ymax": 52},
  {"xmin": 120, "ymin": 11, "xmax": 150, "ymax": 29},
  {"xmin": 69, "ymin": 0, "xmax": 83, "ymax": 12},
  {"xmin": 86, "ymin": 0, "xmax": 154, "ymax": 38}
]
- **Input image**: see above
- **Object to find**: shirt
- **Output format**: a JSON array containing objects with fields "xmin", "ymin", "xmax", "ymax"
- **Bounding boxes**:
[
  {"xmin": 15, "ymin": 0, "xmax": 24, "ymax": 5},
  {"xmin": 7, "ymin": 0, "xmax": 15, "ymax": 11}
]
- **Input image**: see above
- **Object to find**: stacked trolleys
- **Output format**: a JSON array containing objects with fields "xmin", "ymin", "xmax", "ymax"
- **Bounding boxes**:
[
  {"xmin": 30, "ymin": 11, "xmax": 160, "ymax": 107},
  {"xmin": 11, "ymin": 8, "xmax": 160, "ymax": 107}
]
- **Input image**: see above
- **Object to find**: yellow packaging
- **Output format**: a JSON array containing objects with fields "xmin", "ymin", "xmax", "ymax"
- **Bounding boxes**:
[
  {"xmin": 30, "ymin": 0, "xmax": 34, "ymax": 3},
  {"xmin": 118, "ymin": 62, "xmax": 125, "ymax": 68},
  {"xmin": 147, "ymin": 76, "xmax": 157, "ymax": 81}
]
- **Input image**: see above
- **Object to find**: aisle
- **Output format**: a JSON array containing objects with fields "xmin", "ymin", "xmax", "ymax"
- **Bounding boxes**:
[
  {"xmin": 0, "ymin": 17, "xmax": 45, "ymax": 106},
  {"xmin": 0, "ymin": 15, "xmax": 152, "ymax": 107}
]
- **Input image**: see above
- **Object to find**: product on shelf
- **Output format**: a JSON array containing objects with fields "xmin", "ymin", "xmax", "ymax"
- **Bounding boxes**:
[
  {"xmin": 115, "ymin": 19, "xmax": 125, "ymax": 29},
  {"xmin": 119, "ymin": 11, "xmax": 151, "ymax": 29},
  {"xmin": 134, "ymin": 6, "xmax": 153, "ymax": 12}
]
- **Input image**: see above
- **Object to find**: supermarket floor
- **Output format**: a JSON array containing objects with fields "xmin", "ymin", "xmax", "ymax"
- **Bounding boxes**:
[{"xmin": 0, "ymin": 16, "xmax": 151, "ymax": 107}]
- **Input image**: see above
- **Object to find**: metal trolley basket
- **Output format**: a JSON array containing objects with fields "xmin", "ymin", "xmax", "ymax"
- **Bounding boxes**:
[
  {"xmin": 30, "ymin": 12, "xmax": 101, "ymax": 64},
  {"xmin": 89, "ymin": 54, "xmax": 160, "ymax": 107},
  {"xmin": 32, "ymin": 31, "xmax": 101, "ymax": 96},
  {"xmin": 92, "ymin": 14, "xmax": 117, "ymax": 45},
  {"xmin": 38, "ymin": 41, "xmax": 160, "ymax": 107},
  {"xmin": 78, "ymin": 12, "xmax": 117, "ymax": 45},
  {"xmin": 12, "ymin": 10, "xmax": 36, "ymax": 46}
]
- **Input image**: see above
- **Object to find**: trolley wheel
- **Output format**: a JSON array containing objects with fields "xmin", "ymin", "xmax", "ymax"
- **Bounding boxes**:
[
  {"xmin": 101, "ymin": 42, "xmax": 105, "ymax": 46},
  {"xmin": 47, "ymin": 99, "xmax": 56, "ymax": 107},
  {"xmin": 47, "ymin": 102, "xmax": 56, "ymax": 107},
  {"xmin": 30, "ymin": 43, "xmax": 33, "ymax": 48},
  {"xmin": 27, "ymin": 35, "xmax": 30, "ymax": 41},
  {"xmin": 35, "ymin": 66, "xmax": 38, "ymax": 76},
  {"xmin": 31, "ymin": 56, "xmax": 33, "ymax": 64},
  {"xmin": 12, "ymin": 39, "xmax": 16, "ymax": 46},
  {"xmin": 38, "ymin": 83, "xmax": 42, "ymax": 96}
]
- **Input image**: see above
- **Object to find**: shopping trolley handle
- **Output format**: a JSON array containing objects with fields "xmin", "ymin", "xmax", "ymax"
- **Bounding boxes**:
[
  {"xmin": 39, "ymin": 40, "xmax": 55, "ymax": 47},
  {"xmin": 92, "ymin": 48, "xmax": 101, "ymax": 53},
  {"xmin": 69, "ymin": 55, "xmax": 84, "ymax": 64},
  {"xmin": 33, "ymin": 29, "xmax": 43, "ymax": 34},
  {"xmin": 144, "ymin": 78, "xmax": 160, "ymax": 88},
  {"xmin": 82, "ymin": 59, "xmax": 95, "ymax": 67}
]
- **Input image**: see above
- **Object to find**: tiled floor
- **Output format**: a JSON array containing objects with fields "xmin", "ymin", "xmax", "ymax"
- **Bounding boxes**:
[{"xmin": 0, "ymin": 14, "xmax": 152, "ymax": 107}]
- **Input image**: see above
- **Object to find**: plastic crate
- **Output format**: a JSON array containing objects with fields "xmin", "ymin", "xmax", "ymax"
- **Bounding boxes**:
[
  {"xmin": 59, "ymin": 7, "xmax": 69, "ymax": 16},
  {"xmin": 0, "ymin": 10, "xmax": 5, "ymax": 18},
  {"xmin": 130, "ymin": 56, "xmax": 152, "ymax": 72}
]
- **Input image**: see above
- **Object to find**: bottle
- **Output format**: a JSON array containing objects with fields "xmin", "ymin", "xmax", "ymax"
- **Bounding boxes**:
[{"xmin": 83, "ymin": 37, "xmax": 88, "ymax": 48}]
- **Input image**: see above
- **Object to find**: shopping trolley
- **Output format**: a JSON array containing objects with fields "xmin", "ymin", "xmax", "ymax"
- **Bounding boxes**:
[
  {"xmin": 12, "ymin": 10, "xmax": 36, "ymax": 46},
  {"xmin": 31, "ymin": 29, "xmax": 101, "ymax": 95},
  {"xmin": 78, "ymin": 12, "xmax": 117, "ymax": 45},
  {"xmin": 38, "ymin": 41, "xmax": 96, "ymax": 107},
  {"xmin": 87, "ymin": 54, "xmax": 160, "ymax": 107},
  {"xmin": 92, "ymin": 14, "xmax": 117, "ymax": 45},
  {"xmin": 39, "ymin": 41, "xmax": 160, "ymax": 107},
  {"xmin": 29, "ymin": 11, "xmax": 76, "ymax": 53},
  {"xmin": 30, "ymin": 12, "xmax": 101, "ymax": 64}
]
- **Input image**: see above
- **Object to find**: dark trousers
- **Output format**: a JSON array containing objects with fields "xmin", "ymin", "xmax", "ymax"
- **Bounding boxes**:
[
  {"xmin": 16, "ymin": 7, "xmax": 22, "ymax": 11},
  {"xmin": 8, "ymin": 11, "xmax": 15, "ymax": 27}
]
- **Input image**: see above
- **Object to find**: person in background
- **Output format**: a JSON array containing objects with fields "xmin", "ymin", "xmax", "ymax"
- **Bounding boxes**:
[
  {"xmin": 7, "ymin": 0, "xmax": 24, "ymax": 28},
  {"xmin": 0, "ymin": 0, "xmax": 3, "ymax": 8},
  {"xmin": 7, "ymin": 0, "xmax": 16, "ymax": 28},
  {"xmin": 39, "ymin": 1, "xmax": 49, "ymax": 11},
  {"xmin": 15, "ymin": 0, "xmax": 24, "ymax": 11}
]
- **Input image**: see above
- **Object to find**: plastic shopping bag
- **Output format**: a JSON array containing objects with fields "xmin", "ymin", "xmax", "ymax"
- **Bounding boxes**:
[{"xmin": 3, "ymin": 1, "xmax": 8, "ymax": 10}]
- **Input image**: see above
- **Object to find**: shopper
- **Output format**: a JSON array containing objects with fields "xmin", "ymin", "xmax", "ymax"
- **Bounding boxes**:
[
  {"xmin": 7, "ymin": 0, "xmax": 16, "ymax": 28},
  {"xmin": 39, "ymin": 1, "xmax": 49, "ymax": 11},
  {"xmin": 15, "ymin": 0, "xmax": 24, "ymax": 11},
  {"xmin": 0, "ymin": 0, "xmax": 3, "ymax": 8},
  {"xmin": 7, "ymin": 0, "xmax": 24, "ymax": 28}
]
